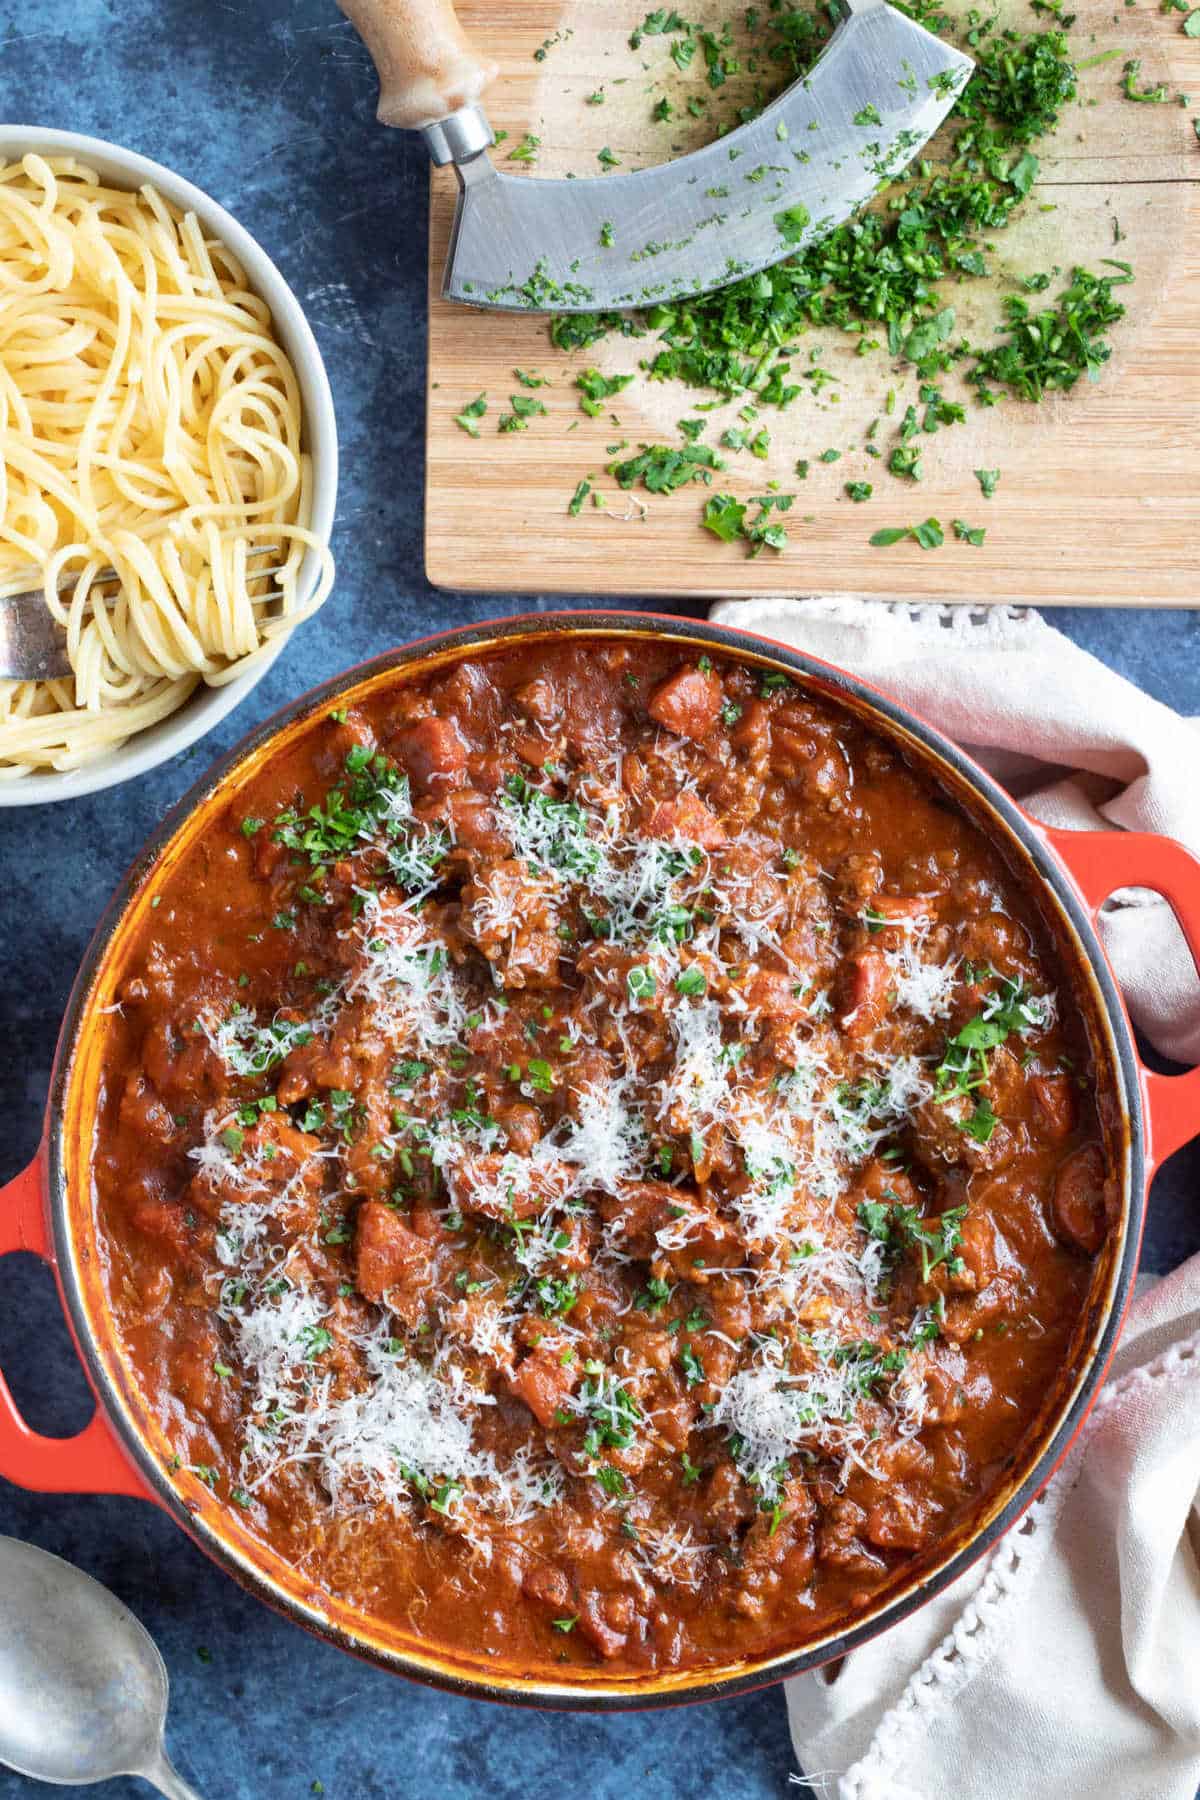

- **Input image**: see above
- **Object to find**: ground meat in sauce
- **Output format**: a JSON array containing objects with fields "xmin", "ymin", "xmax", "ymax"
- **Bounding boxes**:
[{"xmin": 92, "ymin": 642, "xmax": 1116, "ymax": 1678}]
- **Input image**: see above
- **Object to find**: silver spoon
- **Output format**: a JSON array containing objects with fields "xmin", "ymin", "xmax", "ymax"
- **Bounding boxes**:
[{"xmin": 0, "ymin": 1536, "xmax": 204, "ymax": 1798}]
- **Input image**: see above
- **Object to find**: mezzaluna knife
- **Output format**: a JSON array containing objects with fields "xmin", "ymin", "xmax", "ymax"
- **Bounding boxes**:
[{"xmin": 337, "ymin": 0, "xmax": 974, "ymax": 314}]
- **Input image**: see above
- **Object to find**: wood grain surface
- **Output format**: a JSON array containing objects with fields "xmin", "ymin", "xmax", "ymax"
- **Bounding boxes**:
[{"xmin": 425, "ymin": 0, "xmax": 1200, "ymax": 603}]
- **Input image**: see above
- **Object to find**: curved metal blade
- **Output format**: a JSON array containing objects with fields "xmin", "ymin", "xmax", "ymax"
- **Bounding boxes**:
[{"xmin": 443, "ymin": 0, "xmax": 973, "ymax": 315}]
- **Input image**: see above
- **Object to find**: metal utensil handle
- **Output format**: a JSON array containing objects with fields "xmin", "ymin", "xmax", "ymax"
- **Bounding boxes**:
[
  {"xmin": 1045, "ymin": 826, "xmax": 1200, "ymax": 1169},
  {"xmin": 141, "ymin": 1745, "xmax": 208, "ymax": 1800},
  {"xmin": 0, "ymin": 1152, "xmax": 151, "ymax": 1500},
  {"xmin": 337, "ymin": 0, "xmax": 498, "ymax": 135}
]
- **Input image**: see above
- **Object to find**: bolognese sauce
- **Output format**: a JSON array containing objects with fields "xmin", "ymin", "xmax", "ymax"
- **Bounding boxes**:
[{"xmin": 93, "ymin": 641, "xmax": 1115, "ymax": 1675}]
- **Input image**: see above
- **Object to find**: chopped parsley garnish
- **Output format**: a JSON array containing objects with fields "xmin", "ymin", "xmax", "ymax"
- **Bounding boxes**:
[
  {"xmin": 581, "ymin": 1377, "xmax": 642, "ymax": 1451},
  {"xmin": 869, "ymin": 519, "xmax": 945, "ymax": 549},
  {"xmin": 968, "ymin": 266, "xmax": 1130, "ymax": 403},
  {"xmin": 935, "ymin": 973, "xmax": 1051, "ymax": 1099},
  {"xmin": 701, "ymin": 491, "xmax": 792, "ymax": 555},
  {"xmin": 272, "ymin": 747, "xmax": 441, "ymax": 899},
  {"xmin": 610, "ymin": 442, "xmax": 725, "ymax": 493},
  {"xmin": 1121, "ymin": 58, "xmax": 1168, "ymax": 103},
  {"xmin": 774, "ymin": 202, "xmax": 811, "ymax": 243},
  {"xmin": 627, "ymin": 965, "xmax": 657, "ymax": 1002},
  {"xmin": 298, "ymin": 1324, "xmax": 333, "ymax": 1360},
  {"xmin": 454, "ymin": 393, "xmax": 487, "ymax": 437},
  {"xmin": 501, "ymin": 774, "xmax": 603, "ymax": 883},
  {"xmin": 636, "ymin": 1276, "xmax": 674, "ymax": 1315},
  {"xmin": 857, "ymin": 1200, "xmax": 968, "ymax": 1284},
  {"xmin": 526, "ymin": 1058, "xmax": 556, "ymax": 1093},
  {"xmin": 390, "ymin": 1058, "xmax": 428, "ymax": 1092},
  {"xmin": 831, "ymin": 1339, "xmax": 909, "ymax": 1400},
  {"xmin": 528, "ymin": 19, "xmax": 1114, "ymax": 549},
  {"xmin": 576, "ymin": 368, "xmax": 634, "ymax": 415},
  {"xmin": 535, "ymin": 1274, "xmax": 580, "ymax": 1318},
  {"xmin": 701, "ymin": 493, "xmax": 745, "ymax": 542},
  {"xmin": 498, "ymin": 392, "xmax": 548, "ymax": 432},
  {"xmin": 959, "ymin": 1096, "xmax": 1000, "ymax": 1143}
]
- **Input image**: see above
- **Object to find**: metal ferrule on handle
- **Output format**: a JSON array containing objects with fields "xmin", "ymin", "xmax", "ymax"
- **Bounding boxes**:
[{"xmin": 420, "ymin": 103, "xmax": 493, "ymax": 168}]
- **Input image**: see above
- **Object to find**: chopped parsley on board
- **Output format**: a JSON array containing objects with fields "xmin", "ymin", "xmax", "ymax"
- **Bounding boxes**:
[
  {"xmin": 870, "ymin": 519, "xmax": 946, "ymax": 549},
  {"xmin": 453, "ymin": 393, "xmax": 487, "ymax": 438},
  {"xmin": 461, "ymin": 2, "xmax": 1144, "ymax": 552},
  {"xmin": 701, "ymin": 491, "xmax": 794, "ymax": 552}
]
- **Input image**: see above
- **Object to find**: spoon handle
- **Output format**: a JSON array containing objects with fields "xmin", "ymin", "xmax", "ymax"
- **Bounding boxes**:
[{"xmin": 140, "ymin": 1744, "xmax": 208, "ymax": 1800}]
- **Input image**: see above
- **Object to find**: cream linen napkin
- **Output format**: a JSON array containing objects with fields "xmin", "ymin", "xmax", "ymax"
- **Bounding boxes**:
[{"xmin": 707, "ymin": 599, "xmax": 1200, "ymax": 1800}]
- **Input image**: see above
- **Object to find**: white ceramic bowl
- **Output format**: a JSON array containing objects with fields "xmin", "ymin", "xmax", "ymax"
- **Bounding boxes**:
[{"xmin": 0, "ymin": 126, "xmax": 338, "ymax": 807}]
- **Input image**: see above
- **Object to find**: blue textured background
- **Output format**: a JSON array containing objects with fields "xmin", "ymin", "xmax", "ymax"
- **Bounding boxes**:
[{"xmin": 1, "ymin": 2, "xmax": 1199, "ymax": 1795}]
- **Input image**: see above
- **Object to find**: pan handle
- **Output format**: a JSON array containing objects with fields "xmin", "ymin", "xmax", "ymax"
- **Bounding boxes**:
[
  {"xmin": 337, "ymin": 0, "xmax": 498, "ymax": 142},
  {"xmin": 0, "ymin": 1151, "xmax": 151, "ymax": 1499},
  {"xmin": 1045, "ymin": 827, "xmax": 1200, "ymax": 1170}
]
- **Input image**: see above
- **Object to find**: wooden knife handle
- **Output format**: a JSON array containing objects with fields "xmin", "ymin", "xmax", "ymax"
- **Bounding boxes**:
[{"xmin": 338, "ymin": 0, "xmax": 497, "ymax": 129}]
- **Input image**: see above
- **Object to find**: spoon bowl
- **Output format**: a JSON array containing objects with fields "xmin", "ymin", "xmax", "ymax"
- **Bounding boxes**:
[{"xmin": 0, "ymin": 1536, "xmax": 202, "ymax": 1797}]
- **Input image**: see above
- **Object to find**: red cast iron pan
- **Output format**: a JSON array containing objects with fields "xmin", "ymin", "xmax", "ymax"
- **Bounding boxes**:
[{"xmin": 2, "ymin": 611, "xmax": 1198, "ymax": 1708}]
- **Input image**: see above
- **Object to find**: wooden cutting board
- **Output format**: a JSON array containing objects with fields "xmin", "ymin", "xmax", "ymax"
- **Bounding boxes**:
[{"xmin": 425, "ymin": 0, "xmax": 1200, "ymax": 603}]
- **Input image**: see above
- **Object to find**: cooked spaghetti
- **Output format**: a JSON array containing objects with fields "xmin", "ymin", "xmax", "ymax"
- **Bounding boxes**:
[{"xmin": 0, "ymin": 152, "xmax": 334, "ymax": 778}]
